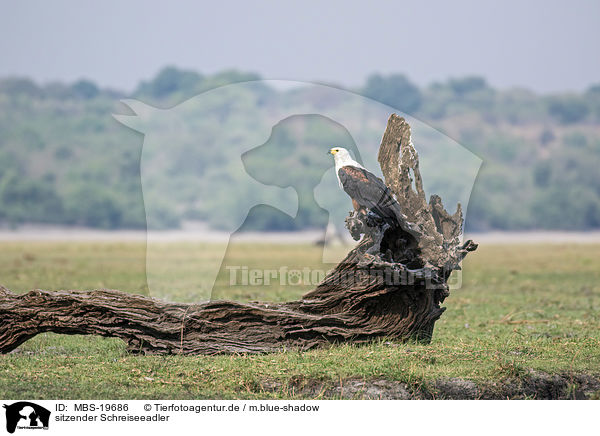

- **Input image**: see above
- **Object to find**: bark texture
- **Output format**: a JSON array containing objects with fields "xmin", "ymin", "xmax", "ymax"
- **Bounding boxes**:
[{"xmin": 0, "ymin": 114, "xmax": 476, "ymax": 355}]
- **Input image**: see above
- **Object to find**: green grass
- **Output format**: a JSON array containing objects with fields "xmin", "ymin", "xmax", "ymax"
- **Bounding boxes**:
[{"xmin": 1, "ymin": 241, "xmax": 599, "ymax": 399}]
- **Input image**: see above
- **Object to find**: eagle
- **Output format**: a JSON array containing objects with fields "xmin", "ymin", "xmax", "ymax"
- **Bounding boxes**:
[{"xmin": 328, "ymin": 147, "xmax": 411, "ymax": 231}]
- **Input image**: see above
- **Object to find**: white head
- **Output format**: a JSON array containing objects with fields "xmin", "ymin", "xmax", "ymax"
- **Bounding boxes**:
[
  {"xmin": 328, "ymin": 147, "xmax": 364, "ymax": 167},
  {"xmin": 328, "ymin": 147, "xmax": 365, "ymax": 187}
]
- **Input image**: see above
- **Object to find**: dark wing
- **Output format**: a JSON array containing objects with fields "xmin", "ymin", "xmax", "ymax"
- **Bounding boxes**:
[{"xmin": 338, "ymin": 165, "xmax": 405, "ymax": 225}]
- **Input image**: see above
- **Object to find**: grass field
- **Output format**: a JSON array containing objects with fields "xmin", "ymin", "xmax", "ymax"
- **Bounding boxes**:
[{"xmin": 1, "ymin": 241, "xmax": 599, "ymax": 399}]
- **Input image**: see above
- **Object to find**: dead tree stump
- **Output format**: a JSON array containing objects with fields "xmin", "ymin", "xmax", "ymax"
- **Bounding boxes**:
[{"xmin": 0, "ymin": 114, "xmax": 476, "ymax": 355}]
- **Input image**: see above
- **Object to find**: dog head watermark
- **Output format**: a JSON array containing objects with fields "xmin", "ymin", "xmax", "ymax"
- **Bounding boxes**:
[{"xmin": 114, "ymin": 80, "xmax": 480, "ymax": 302}]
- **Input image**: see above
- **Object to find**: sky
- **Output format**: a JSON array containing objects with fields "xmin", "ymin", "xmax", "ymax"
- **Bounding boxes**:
[{"xmin": 1, "ymin": 0, "xmax": 599, "ymax": 93}]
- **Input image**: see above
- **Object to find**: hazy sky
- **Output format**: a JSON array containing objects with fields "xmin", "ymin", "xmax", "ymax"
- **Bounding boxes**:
[{"xmin": 1, "ymin": 0, "xmax": 599, "ymax": 93}]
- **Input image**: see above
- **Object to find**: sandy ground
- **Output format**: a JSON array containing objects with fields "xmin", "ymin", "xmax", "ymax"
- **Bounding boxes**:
[
  {"xmin": 463, "ymin": 231, "xmax": 600, "ymax": 244},
  {"xmin": 1, "ymin": 224, "xmax": 600, "ymax": 244},
  {"xmin": 0, "ymin": 224, "xmax": 324, "ymax": 243}
]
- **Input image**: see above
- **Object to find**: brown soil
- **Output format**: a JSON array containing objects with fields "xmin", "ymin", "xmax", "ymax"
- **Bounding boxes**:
[{"xmin": 260, "ymin": 371, "xmax": 600, "ymax": 400}]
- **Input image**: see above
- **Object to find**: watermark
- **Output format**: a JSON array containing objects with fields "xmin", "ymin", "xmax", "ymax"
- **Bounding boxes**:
[
  {"xmin": 226, "ymin": 265, "xmax": 462, "ymax": 289},
  {"xmin": 226, "ymin": 266, "xmax": 329, "ymax": 286},
  {"xmin": 0, "ymin": 401, "xmax": 321, "ymax": 435},
  {"xmin": 114, "ymin": 80, "xmax": 480, "ymax": 301}
]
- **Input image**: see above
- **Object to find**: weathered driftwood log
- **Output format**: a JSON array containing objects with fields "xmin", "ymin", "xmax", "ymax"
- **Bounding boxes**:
[{"xmin": 0, "ymin": 114, "xmax": 476, "ymax": 355}]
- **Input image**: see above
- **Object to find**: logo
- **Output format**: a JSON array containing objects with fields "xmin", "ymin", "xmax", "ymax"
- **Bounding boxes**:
[{"xmin": 3, "ymin": 402, "xmax": 50, "ymax": 434}]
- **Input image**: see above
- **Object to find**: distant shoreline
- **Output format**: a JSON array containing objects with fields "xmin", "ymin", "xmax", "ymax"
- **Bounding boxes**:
[{"xmin": 1, "ymin": 225, "xmax": 600, "ymax": 244}]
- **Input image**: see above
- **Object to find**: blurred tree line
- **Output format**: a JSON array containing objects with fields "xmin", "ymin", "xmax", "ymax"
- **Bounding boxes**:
[{"xmin": 0, "ymin": 67, "xmax": 599, "ymax": 231}]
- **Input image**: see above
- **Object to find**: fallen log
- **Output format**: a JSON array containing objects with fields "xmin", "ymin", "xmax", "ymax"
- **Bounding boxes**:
[{"xmin": 0, "ymin": 114, "xmax": 476, "ymax": 355}]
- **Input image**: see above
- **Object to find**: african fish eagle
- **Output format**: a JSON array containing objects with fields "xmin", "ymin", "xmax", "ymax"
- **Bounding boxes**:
[{"xmin": 328, "ymin": 147, "xmax": 407, "ymax": 228}]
